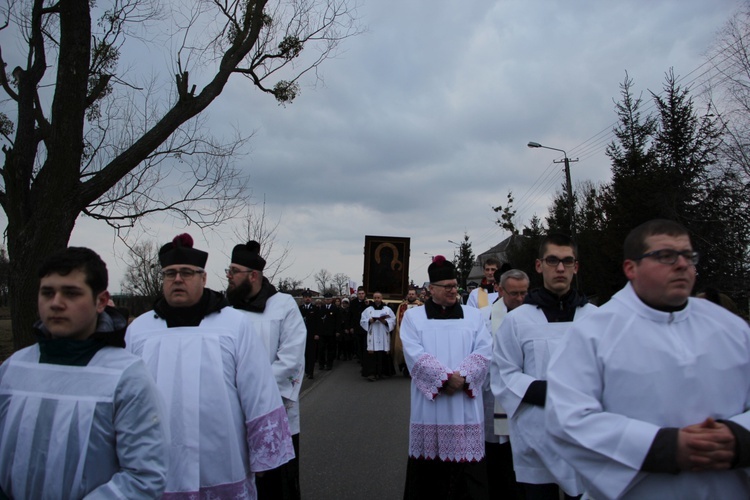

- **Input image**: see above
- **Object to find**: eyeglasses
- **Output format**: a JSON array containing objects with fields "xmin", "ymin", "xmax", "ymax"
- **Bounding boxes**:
[
  {"xmin": 432, "ymin": 283, "xmax": 459, "ymax": 291},
  {"xmin": 225, "ymin": 268, "xmax": 253, "ymax": 276},
  {"xmin": 502, "ymin": 288, "xmax": 528, "ymax": 298},
  {"xmin": 542, "ymin": 256, "xmax": 577, "ymax": 268},
  {"xmin": 162, "ymin": 268, "xmax": 205, "ymax": 280},
  {"xmin": 633, "ymin": 249, "xmax": 699, "ymax": 266}
]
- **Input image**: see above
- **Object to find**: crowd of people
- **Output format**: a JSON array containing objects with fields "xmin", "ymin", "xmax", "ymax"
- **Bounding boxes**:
[
  {"xmin": 399, "ymin": 220, "xmax": 750, "ymax": 500},
  {"xmin": 0, "ymin": 218, "xmax": 748, "ymax": 499},
  {"xmin": 298, "ymin": 286, "xmax": 426, "ymax": 382}
]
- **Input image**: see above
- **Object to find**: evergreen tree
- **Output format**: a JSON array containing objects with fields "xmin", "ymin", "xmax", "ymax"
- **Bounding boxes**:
[
  {"xmin": 651, "ymin": 69, "xmax": 721, "ymax": 224},
  {"xmin": 545, "ymin": 188, "xmax": 573, "ymax": 235},
  {"xmin": 454, "ymin": 233, "xmax": 475, "ymax": 290},
  {"xmin": 651, "ymin": 70, "xmax": 731, "ymax": 292},
  {"xmin": 601, "ymin": 72, "xmax": 660, "ymax": 295}
]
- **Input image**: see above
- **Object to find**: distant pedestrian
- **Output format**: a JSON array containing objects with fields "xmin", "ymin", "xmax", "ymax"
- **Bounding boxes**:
[
  {"xmin": 316, "ymin": 293, "xmax": 340, "ymax": 370},
  {"xmin": 360, "ymin": 291, "xmax": 396, "ymax": 381},
  {"xmin": 349, "ymin": 287, "xmax": 370, "ymax": 363},
  {"xmin": 299, "ymin": 290, "xmax": 319, "ymax": 379}
]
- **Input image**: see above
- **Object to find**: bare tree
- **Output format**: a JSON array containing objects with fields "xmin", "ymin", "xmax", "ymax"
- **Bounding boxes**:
[
  {"xmin": 233, "ymin": 196, "xmax": 292, "ymax": 284},
  {"xmin": 0, "ymin": 0, "xmax": 361, "ymax": 349},
  {"xmin": 332, "ymin": 272, "xmax": 350, "ymax": 296},
  {"xmin": 121, "ymin": 240, "xmax": 162, "ymax": 299},
  {"xmin": 454, "ymin": 233, "xmax": 475, "ymax": 290},
  {"xmin": 313, "ymin": 268, "xmax": 331, "ymax": 294},
  {"xmin": 277, "ymin": 276, "xmax": 303, "ymax": 294},
  {"xmin": 703, "ymin": 3, "xmax": 750, "ymax": 181}
]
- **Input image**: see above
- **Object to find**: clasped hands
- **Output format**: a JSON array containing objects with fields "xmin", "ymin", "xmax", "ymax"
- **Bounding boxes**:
[
  {"xmin": 442, "ymin": 371, "xmax": 465, "ymax": 396},
  {"xmin": 677, "ymin": 417, "xmax": 736, "ymax": 472}
]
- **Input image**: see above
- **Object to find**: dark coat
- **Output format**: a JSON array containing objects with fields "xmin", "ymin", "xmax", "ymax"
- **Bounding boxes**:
[{"xmin": 318, "ymin": 303, "xmax": 340, "ymax": 337}]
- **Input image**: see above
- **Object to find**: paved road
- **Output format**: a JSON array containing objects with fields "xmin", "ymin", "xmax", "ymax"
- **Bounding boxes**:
[{"xmin": 299, "ymin": 359, "xmax": 411, "ymax": 500}]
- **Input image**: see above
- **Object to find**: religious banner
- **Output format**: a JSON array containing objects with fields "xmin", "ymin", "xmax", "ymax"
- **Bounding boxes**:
[{"xmin": 363, "ymin": 235, "xmax": 410, "ymax": 300}]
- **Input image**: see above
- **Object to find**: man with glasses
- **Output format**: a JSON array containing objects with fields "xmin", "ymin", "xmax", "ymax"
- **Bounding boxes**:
[
  {"xmin": 401, "ymin": 255, "xmax": 492, "ymax": 499},
  {"xmin": 493, "ymin": 233, "xmax": 597, "ymax": 499},
  {"xmin": 126, "ymin": 233, "xmax": 294, "ymax": 498},
  {"xmin": 481, "ymin": 268, "xmax": 529, "ymax": 499},
  {"xmin": 226, "ymin": 240, "xmax": 306, "ymax": 500},
  {"xmin": 546, "ymin": 219, "xmax": 750, "ymax": 499}
]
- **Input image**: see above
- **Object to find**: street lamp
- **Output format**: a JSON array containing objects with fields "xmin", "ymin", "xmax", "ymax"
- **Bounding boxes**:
[{"xmin": 527, "ymin": 141, "xmax": 578, "ymax": 235}]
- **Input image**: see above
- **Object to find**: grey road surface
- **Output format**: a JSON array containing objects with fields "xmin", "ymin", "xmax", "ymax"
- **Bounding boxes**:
[{"xmin": 299, "ymin": 360, "xmax": 411, "ymax": 500}]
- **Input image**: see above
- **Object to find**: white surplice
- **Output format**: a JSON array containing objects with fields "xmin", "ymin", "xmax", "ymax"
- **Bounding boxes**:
[
  {"xmin": 0, "ymin": 346, "xmax": 168, "ymax": 499},
  {"xmin": 466, "ymin": 287, "xmax": 499, "ymax": 309},
  {"xmin": 400, "ymin": 304, "xmax": 492, "ymax": 462},
  {"xmin": 237, "ymin": 292, "xmax": 306, "ymax": 435},
  {"xmin": 360, "ymin": 305, "xmax": 396, "ymax": 352},
  {"xmin": 546, "ymin": 283, "xmax": 750, "ymax": 500},
  {"xmin": 492, "ymin": 301, "xmax": 597, "ymax": 494},
  {"xmin": 126, "ymin": 306, "xmax": 294, "ymax": 499},
  {"xmin": 480, "ymin": 299, "xmax": 510, "ymax": 444}
]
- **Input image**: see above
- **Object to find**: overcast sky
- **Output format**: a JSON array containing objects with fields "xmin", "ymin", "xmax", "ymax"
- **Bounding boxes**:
[{"xmin": 54, "ymin": 0, "xmax": 747, "ymax": 292}]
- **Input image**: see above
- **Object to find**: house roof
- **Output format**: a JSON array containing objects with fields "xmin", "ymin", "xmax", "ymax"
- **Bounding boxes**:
[
  {"xmin": 468, "ymin": 234, "xmax": 525, "ymax": 281},
  {"xmin": 477, "ymin": 234, "xmax": 516, "ymax": 257}
]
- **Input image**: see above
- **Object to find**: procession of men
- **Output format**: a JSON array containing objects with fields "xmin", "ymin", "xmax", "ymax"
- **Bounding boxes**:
[{"xmin": 0, "ymin": 219, "xmax": 748, "ymax": 499}]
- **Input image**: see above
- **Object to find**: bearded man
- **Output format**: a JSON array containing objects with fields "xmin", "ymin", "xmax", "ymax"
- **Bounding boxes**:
[{"xmin": 227, "ymin": 240, "xmax": 306, "ymax": 500}]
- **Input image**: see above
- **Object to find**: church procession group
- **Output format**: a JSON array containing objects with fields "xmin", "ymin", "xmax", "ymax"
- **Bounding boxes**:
[{"xmin": 1, "ymin": 219, "xmax": 750, "ymax": 499}]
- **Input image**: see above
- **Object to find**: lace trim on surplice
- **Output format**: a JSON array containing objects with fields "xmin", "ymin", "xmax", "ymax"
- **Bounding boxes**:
[
  {"xmin": 457, "ymin": 353, "xmax": 489, "ymax": 398},
  {"xmin": 412, "ymin": 353, "xmax": 450, "ymax": 400},
  {"xmin": 245, "ymin": 405, "xmax": 295, "ymax": 471},
  {"xmin": 409, "ymin": 422, "xmax": 485, "ymax": 462}
]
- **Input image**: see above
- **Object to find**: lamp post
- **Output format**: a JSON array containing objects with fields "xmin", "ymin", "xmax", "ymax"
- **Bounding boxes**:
[{"xmin": 527, "ymin": 141, "xmax": 578, "ymax": 236}]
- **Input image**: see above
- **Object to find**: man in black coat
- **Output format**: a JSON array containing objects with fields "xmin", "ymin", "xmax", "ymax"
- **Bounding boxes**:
[
  {"xmin": 316, "ymin": 293, "xmax": 340, "ymax": 370},
  {"xmin": 299, "ymin": 290, "xmax": 319, "ymax": 379},
  {"xmin": 348, "ymin": 287, "xmax": 370, "ymax": 364}
]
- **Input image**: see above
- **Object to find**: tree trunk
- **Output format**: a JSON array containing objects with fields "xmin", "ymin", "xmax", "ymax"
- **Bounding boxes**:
[{"xmin": 8, "ymin": 209, "xmax": 77, "ymax": 350}]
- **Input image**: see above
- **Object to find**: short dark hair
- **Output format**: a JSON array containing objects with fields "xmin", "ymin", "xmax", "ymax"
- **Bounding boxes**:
[
  {"xmin": 483, "ymin": 257, "xmax": 501, "ymax": 268},
  {"xmin": 38, "ymin": 247, "xmax": 108, "ymax": 296},
  {"xmin": 538, "ymin": 233, "xmax": 578, "ymax": 259},
  {"xmin": 623, "ymin": 219, "xmax": 690, "ymax": 261}
]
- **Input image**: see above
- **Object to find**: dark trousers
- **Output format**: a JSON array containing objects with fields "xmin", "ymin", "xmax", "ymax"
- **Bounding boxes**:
[
  {"xmin": 304, "ymin": 337, "xmax": 317, "ymax": 376},
  {"xmin": 317, "ymin": 336, "xmax": 336, "ymax": 368},
  {"xmin": 485, "ymin": 441, "xmax": 521, "ymax": 500},
  {"xmin": 355, "ymin": 330, "xmax": 366, "ymax": 360},
  {"xmin": 256, "ymin": 433, "xmax": 301, "ymax": 500},
  {"xmin": 520, "ymin": 482, "xmax": 580, "ymax": 500},
  {"xmin": 363, "ymin": 350, "xmax": 386, "ymax": 378},
  {"xmin": 403, "ymin": 456, "xmax": 489, "ymax": 500}
]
